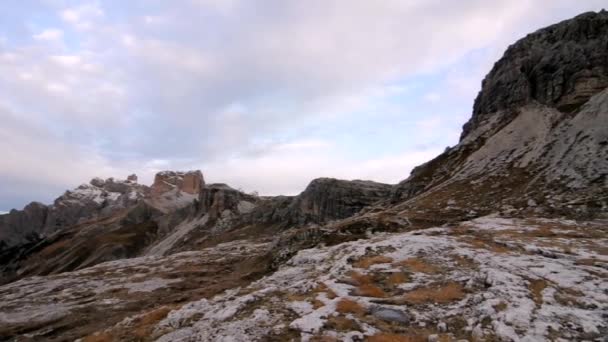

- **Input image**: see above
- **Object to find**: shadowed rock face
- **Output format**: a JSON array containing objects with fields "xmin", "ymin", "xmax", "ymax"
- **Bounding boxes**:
[
  {"xmin": 247, "ymin": 178, "xmax": 392, "ymax": 227},
  {"xmin": 462, "ymin": 10, "xmax": 608, "ymax": 140},
  {"xmin": 288, "ymin": 178, "xmax": 392, "ymax": 224},
  {"xmin": 0, "ymin": 202, "xmax": 47, "ymax": 248}
]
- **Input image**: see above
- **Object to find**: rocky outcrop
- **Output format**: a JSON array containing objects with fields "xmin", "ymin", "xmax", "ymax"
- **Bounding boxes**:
[
  {"xmin": 462, "ymin": 10, "xmax": 608, "ymax": 139},
  {"xmin": 0, "ymin": 202, "xmax": 47, "ymax": 250},
  {"xmin": 150, "ymin": 170, "xmax": 204, "ymax": 196},
  {"xmin": 249, "ymin": 178, "xmax": 392, "ymax": 226},
  {"xmin": 148, "ymin": 170, "xmax": 205, "ymax": 213},
  {"xmin": 286, "ymin": 178, "xmax": 392, "ymax": 224}
]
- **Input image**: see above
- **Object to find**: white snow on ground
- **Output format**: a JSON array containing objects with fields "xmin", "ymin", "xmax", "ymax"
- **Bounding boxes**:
[{"xmin": 149, "ymin": 216, "xmax": 607, "ymax": 341}]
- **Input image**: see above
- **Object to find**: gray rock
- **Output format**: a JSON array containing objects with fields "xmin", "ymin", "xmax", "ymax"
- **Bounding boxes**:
[
  {"xmin": 370, "ymin": 306, "xmax": 410, "ymax": 324},
  {"xmin": 250, "ymin": 178, "xmax": 392, "ymax": 226}
]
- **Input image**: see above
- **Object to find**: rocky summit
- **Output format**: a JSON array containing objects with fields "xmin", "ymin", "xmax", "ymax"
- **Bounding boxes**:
[{"xmin": 1, "ymin": 11, "xmax": 607, "ymax": 342}]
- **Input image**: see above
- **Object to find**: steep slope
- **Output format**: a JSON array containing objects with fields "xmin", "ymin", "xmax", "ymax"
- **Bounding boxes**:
[{"xmin": 393, "ymin": 10, "xmax": 608, "ymax": 220}]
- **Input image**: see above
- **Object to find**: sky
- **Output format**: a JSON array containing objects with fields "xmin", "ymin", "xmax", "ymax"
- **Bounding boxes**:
[{"xmin": 0, "ymin": 0, "xmax": 606, "ymax": 211}]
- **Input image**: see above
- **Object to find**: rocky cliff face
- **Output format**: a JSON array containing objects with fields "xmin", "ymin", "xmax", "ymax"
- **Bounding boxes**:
[
  {"xmin": 393, "ymin": 10, "xmax": 608, "ymax": 220},
  {"xmin": 463, "ymin": 10, "xmax": 608, "ymax": 139}
]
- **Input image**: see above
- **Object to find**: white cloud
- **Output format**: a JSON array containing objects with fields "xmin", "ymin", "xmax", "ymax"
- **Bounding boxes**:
[
  {"xmin": 33, "ymin": 28, "xmax": 63, "ymax": 41},
  {"xmin": 60, "ymin": 3, "xmax": 104, "ymax": 30},
  {"xmin": 1, "ymin": 0, "xmax": 606, "ymax": 209},
  {"xmin": 50, "ymin": 55, "xmax": 82, "ymax": 67},
  {"xmin": 424, "ymin": 92, "xmax": 441, "ymax": 103}
]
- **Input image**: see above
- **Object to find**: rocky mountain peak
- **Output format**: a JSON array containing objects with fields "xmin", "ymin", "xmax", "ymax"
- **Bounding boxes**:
[
  {"xmin": 462, "ymin": 10, "xmax": 608, "ymax": 140},
  {"xmin": 151, "ymin": 170, "xmax": 205, "ymax": 196},
  {"xmin": 148, "ymin": 170, "xmax": 205, "ymax": 213}
]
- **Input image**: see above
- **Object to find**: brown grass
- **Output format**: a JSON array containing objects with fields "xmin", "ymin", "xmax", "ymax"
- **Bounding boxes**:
[
  {"xmin": 336, "ymin": 298, "xmax": 365, "ymax": 315},
  {"xmin": 82, "ymin": 332, "xmax": 115, "ymax": 342},
  {"xmin": 403, "ymin": 282, "xmax": 465, "ymax": 304},
  {"xmin": 325, "ymin": 315, "xmax": 361, "ymax": 331},
  {"xmin": 461, "ymin": 237, "xmax": 510, "ymax": 254},
  {"xmin": 393, "ymin": 258, "xmax": 440, "ymax": 274},
  {"xmin": 354, "ymin": 255, "xmax": 394, "ymax": 269},
  {"xmin": 312, "ymin": 299, "xmax": 325, "ymax": 309},
  {"xmin": 357, "ymin": 283, "xmax": 387, "ymax": 298},
  {"xmin": 387, "ymin": 272, "xmax": 409, "ymax": 286},
  {"xmin": 313, "ymin": 282, "xmax": 337, "ymax": 299},
  {"xmin": 286, "ymin": 293, "xmax": 310, "ymax": 302},
  {"xmin": 133, "ymin": 306, "xmax": 174, "ymax": 338},
  {"xmin": 529, "ymin": 279, "xmax": 547, "ymax": 306},
  {"xmin": 348, "ymin": 271, "xmax": 373, "ymax": 285}
]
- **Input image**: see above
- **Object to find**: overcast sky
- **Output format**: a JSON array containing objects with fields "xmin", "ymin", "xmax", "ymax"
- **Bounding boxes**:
[{"xmin": 0, "ymin": 1, "xmax": 605, "ymax": 211}]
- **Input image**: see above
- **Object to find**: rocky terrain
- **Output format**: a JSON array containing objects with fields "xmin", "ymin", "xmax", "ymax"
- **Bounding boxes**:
[{"xmin": 0, "ymin": 10, "xmax": 607, "ymax": 342}]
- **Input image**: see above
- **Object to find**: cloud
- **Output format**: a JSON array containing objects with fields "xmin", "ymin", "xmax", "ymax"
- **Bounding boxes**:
[
  {"xmin": 33, "ymin": 28, "xmax": 63, "ymax": 41},
  {"xmin": 1, "ymin": 0, "xmax": 606, "ymax": 210}
]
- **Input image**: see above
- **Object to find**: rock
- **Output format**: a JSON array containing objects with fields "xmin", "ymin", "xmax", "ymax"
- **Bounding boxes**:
[
  {"xmin": 437, "ymin": 322, "xmax": 447, "ymax": 332},
  {"xmin": 463, "ymin": 11, "xmax": 608, "ymax": 139},
  {"xmin": 251, "ymin": 178, "xmax": 392, "ymax": 227},
  {"xmin": 90, "ymin": 177, "xmax": 105, "ymax": 187},
  {"xmin": 428, "ymin": 334, "xmax": 439, "ymax": 342},
  {"xmin": 392, "ymin": 11, "xmax": 608, "ymax": 219},
  {"xmin": 148, "ymin": 170, "xmax": 205, "ymax": 212},
  {"xmin": 127, "ymin": 174, "xmax": 138, "ymax": 183},
  {"xmin": 151, "ymin": 170, "xmax": 204, "ymax": 196},
  {"xmin": 370, "ymin": 307, "xmax": 410, "ymax": 324},
  {"xmin": 0, "ymin": 202, "xmax": 47, "ymax": 249},
  {"xmin": 199, "ymin": 183, "xmax": 257, "ymax": 222}
]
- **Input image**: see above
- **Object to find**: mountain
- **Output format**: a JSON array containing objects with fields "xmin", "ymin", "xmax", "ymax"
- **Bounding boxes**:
[{"xmin": 0, "ymin": 11, "xmax": 607, "ymax": 342}]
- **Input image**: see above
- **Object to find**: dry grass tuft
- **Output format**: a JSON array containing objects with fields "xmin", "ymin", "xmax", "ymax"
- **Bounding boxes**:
[
  {"xmin": 286, "ymin": 292, "xmax": 310, "ymax": 302},
  {"xmin": 313, "ymin": 282, "xmax": 337, "ymax": 299},
  {"xmin": 393, "ymin": 258, "xmax": 440, "ymax": 274},
  {"xmin": 387, "ymin": 272, "xmax": 409, "ymax": 286},
  {"xmin": 312, "ymin": 299, "xmax": 325, "ymax": 309},
  {"xmin": 357, "ymin": 283, "xmax": 387, "ymax": 298},
  {"xmin": 462, "ymin": 237, "xmax": 510, "ymax": 254},
  {"xmin": 348, "ymin": 271, "xmax": 373, "ymax": 285},
  {"xmin": 336, "ymin": 298, "xmax": 365, "ymax": 315},
  {"xmin": 529, "ymin": 279, "xmax": 547, "ymax": 306},
  {"xmin": 347, "ymin": 271, "xmax": 387, "ymax": 298},
  {"xmin": 325, "ymin": 315, "xmax": 361, "ymax": 332},
  {"xmin": 354, "ymin": 255, "xmax": 394, "ymax": 269},
  {"xmin": 82, "ymin": 332, "xmax": 115, "ymax": 342},
  {"xmin": 133, "ymin": 306, "xmax": 174, "ymax": 338},
  {"xmin": 403, "ymin": 282, "xmax": 465, "ymax": 304}
]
